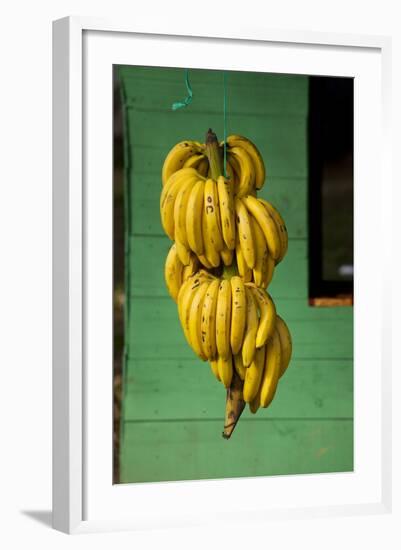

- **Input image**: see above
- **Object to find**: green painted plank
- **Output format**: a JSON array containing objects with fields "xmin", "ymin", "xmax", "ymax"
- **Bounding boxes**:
[
  {"xmin": 128, "ymin": 176, "xmax": 307, "ymax": 238},
  {"xmin": 119, "ymin": 65, "xmax": 308, "ymax": 93},
  {"xmin": 257, "ymin": 180, "xmax": 307, "ymax": 239},
  {"xmin": 120, "ymin": 419, "xmax": 353, "ymax": 483},
  {"xmin": 123, "ymin": 358, "xmax": 353, "ymax": 421},
  {"xmin": 121, "ymin": 78, "xmax": 308, "ymax": 116},
  {"xmin": 125, "ymin": 296, "xmax": 353, "ymax": 360},
  {"xmin": 127, "ymin": 237, "xmax": 307, "ymax": 299},
  {"xmin": 126, "ymin": 112, "xmax": 307, "ymax": 179},
  {"xmin": 118, "ymin": 67, "xmax": 352, "ymax": 484}
]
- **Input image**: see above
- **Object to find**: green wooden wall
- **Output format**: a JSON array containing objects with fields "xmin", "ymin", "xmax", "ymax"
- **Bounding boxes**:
[{"xmin": 118, "ymin": 66, "xmax": 353, "ymax": 483}]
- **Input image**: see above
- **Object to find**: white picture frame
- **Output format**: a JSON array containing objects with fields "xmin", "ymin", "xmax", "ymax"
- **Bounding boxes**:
[{"xmin": 52, "ymin": 16, "xmax": 393, "ymax": 535}]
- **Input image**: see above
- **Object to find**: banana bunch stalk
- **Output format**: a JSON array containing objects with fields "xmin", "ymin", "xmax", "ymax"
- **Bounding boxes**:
[
  {"xmin": 160, "ymin": 143, "xmax": 287, "ymax": 283},
  {"xmin": 161, "ymin": 129, "xmax": 292, "ymax": 438},
  {"xmin": 175, "ymin": 268, "xmax": 291, "ymax": 437}
]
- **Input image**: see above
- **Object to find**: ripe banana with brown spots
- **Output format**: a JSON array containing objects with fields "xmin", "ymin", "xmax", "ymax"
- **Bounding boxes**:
[
  {"xmin": 200, "ymin": 278, "xmax": 220, "ymax": 360},
  {"xmin": 234, "ymin": 197, "xmax": 256, "ymax": 269},
  {"xmin": 276, "ymin": 315, "xmax": 292, "ymax": 378},
  {"xmin": 230, "ymin": 276, "xmax": 247, "ymax": 355},
  {"xmin": 226, "ymin": 134, "xmax": 266, "ymax": 190},
  {"xmin": 241, "ymin": 195, "xmax": 281, "ymax": 261},
  {"xmin": 164, "ymin": 243, "xmax": 184, "ymax": 301},
  {"xmin": 162, "ymin": 141, "xmax": 204, "ymax": 185},
  {"xmin": 217, "ymin": 175, "xmax": 236, "ymax": 250},
  {"xmin": 242, "ymin": 286, "xmax": 258, "ymax": 367},
  {"xmin": 247, "ymin": 284, "xmax": 277, "ymax": 348},
  {"xmin": 260, "ymin": 330, "xmax": 281, "ymax": 408},
  {"xmin": 243, "ymin": 345, "xmax": 266, "ymax": 403}
]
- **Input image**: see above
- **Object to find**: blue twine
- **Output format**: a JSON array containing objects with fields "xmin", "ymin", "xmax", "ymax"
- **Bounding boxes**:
[
  {"xmin": 172, "ymin": 69, "xmax": 228, "ymax": 179},
  {"xmin": 171, "ymin": 69, "xmax": 193, "ymax": 110}
]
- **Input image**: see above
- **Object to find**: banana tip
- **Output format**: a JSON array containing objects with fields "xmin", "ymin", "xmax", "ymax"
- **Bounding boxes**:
[{"xmin": 222, "ymin": 422, "xmax": 237, "ymax": 439}]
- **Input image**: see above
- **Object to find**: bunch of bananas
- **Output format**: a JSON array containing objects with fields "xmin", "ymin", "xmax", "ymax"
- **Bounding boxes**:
[
  {"xmin": 161, "ymin": 134, "xmax": 265, "ymax": 193},
  {"xmin": 160, "ymin": 130, "xmax": 292, "ymax": 436}
]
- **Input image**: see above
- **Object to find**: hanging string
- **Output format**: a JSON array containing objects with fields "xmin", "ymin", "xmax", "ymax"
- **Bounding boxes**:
[
  {"xmin": 172, "ymin": 69, "xmax": 228, "ymax": 179},
  {"xmin": 223, "ymin": 71, "xmax": 227, "ymax": 178},
  {"xmin": 171, "ymin": 69, "xmax": 193, "ymax": 111}
]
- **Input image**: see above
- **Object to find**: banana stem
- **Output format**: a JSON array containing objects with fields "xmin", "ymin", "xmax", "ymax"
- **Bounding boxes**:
[
  {"xmin": 205, "ymin": 129, "xmax": 223, "ymax": 180},
  {"xmin": 222, "ymin": 370, "xmax": 246, "ymax": 439},
  {"xmin": 222, "ymin": 261, "xmax": 239, "ymax": 280}
]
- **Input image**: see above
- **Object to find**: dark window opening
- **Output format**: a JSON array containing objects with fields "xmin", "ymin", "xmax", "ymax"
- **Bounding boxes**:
[{"xmin": 308, "ymin": 76, "xmax": 354, "ymax": 306}]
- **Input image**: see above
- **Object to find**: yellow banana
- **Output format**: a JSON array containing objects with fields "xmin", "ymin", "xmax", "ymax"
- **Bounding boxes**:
[
  {"xmin": 186, "ymin": 179, "xmax": 205, "ymax": 255},
  {"xmin": 261, "ymin": 246, "xmax": 275, "ymax": 288},
  {"xmin": 183, "ymin": 152, "xmax": 206, "ymax": 170},
  {"xmin": 275, "ymin": 315, "xmax": 292, "ymax": 378},
  {"xmin": 220, "ymin": 246, "xmax": 234, "ymax": 266},
  {"xmin": 214, "ymin": 184, "xmax": 224, "ymax": 251},
  {"xmin": 247, "ymin": 285, "xmax": 276, "ymax": 348},
  {"xmin": 177, "ymin": 270, "xmax": 214, "ymax": 346},
  {"xmin": 259, "ymin": 198, "xmax": 288, "ymax": 263},
  {"xmin": 162, "ymin": 141, "xmax": 203, "ymax": 186},
  {"xmin": 217, "ymin": 352, "xmax": 233, "ymax": 388},
  {"xmin": 249, "ymin": 214, "xmax": 268, "ymax": 287},
  {"xmin": 217, "ymin": 175, "xmax": 236, "ymax": 250},
  {"xmin": 227, "ymin": 135, "xmax": 266, "ymax": 190},
  {"xmin": 242, "ymin": 286, "xmax": 258, "ymax": 367},
  {"xmin": 241, "ymin": 195, "xmax": 281, "ymax": 261},
  {"xmin": 227, "ymin": 153, "xmax": 241, "ymax": 186},
  {"xmin": 177, "ymin": 277, "xmax": 193, "ymax": 324},
  {"xmin": 200, "ymin": 278, "xmax": 220, "ymax": 360},
  {"xmin": 164, "ymin": 243, "xmax": 183, "ymax": 302},
  {"xmin": 234, "ymin": 197, "xmax": 256, "ymax": 269},
  {"xmin": 230, "ymin": 276, "xmax": 247, "ymax": 355},
  {"xmin": 249, "ymin": 386, "xmax": 261, "ymax": 414},
  {"xmin": 260, "ymin": 330, "xmax": 281, "ymax": 407},
  {"xmin": 161, "ymin": 167, "xmax": 198, "ymax": 202},
  {"xmin": 201, "ymin": 199, "xmax": 221, "ymax": 267},
  {"xmin": 188, "ymin": 281, "xmax": 210, "ymax": 361},
  {"xmin": 233, "ymin": 353, "xmax": 246, "ymax": 381},
  {"xmin": 177, "ymin": 275, "xmax": 204, "ymax": 346},
  {"xmin": 243, "ymin": 345, "xmax": 266, "ymax": 403},
  {"xmin": 174, "ymin": 177, "xmax": 195, "ymax": 248},
  {"xmin": 160, "ymin": 169, "xmax": 199, "ymax": 239},
  {"xmin": 204, "ymin": 178, "xmax": 225, "ymax": 252},
  {"xmin": 216, "ymin": 279, "xmax": 232, "ymax": 359},
  {"xmin": 228, "ymin": 146, "xmax": 255, "ymax": 197},
  {"xmin": 175, "ymin": 239, "xmax": 191, "ymax": 266},
  {"xmin": 209, "ymin": 358, "xmax": 221, "ymax": 382},
  {"xmin": 224, "ymin": 160, "xmax": 236, "ymax": 186},
  {"xmin": 235, "ymin": 233, "xmax": 252, "ymax": 282}
]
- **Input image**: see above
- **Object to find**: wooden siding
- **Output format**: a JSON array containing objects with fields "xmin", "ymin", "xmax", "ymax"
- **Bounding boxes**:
[{"xmin": 118, "ymin": 66, "xmax": 353, "ymax": 483}]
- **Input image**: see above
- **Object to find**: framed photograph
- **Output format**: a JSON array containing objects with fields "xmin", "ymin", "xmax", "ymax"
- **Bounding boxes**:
[{"xmin": 52, "ymin": 17, "xmax": 392, "ymax": 534}]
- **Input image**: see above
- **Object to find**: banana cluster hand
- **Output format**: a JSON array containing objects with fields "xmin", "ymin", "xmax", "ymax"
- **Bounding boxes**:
[
  {"xmin": 176, "ymin": 272, "xmax": 291, "ymax": 400},
  {"xmin": 160, "ymin": 130, "xmax": 293, "ymax": 434},
  {"xmin": 216, "ymin": 312, "xmax": 292, "ymax": 413},
  {"xmin": 162, "ymin": 135, "xmax": 265, "ymax": 193},
  {"xmin": 161, "ymin": 168, "xmax": 235, "ymax": 269},
  {"xmin": 235, "ymin": 195, "xmax": 288, "ymax": 286},
  {"xmin": 161, "ymin": 178, "xmax": 287, "ymax": 282}
]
